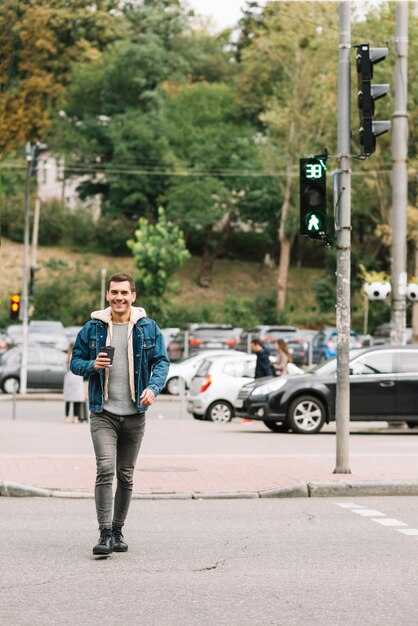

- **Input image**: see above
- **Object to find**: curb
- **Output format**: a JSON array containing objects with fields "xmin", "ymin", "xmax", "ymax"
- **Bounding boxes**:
[{"xmin": 3, "ymin": 480, "xmax": 418, "ymax": 500}]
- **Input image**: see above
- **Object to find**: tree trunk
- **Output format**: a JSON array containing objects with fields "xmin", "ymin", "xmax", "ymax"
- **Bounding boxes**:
[
  {"xmin": 277, "ymin": 121, "xmax": 295, "ymax": 313},
  {"xmin": 277, "ymin": 235, "xmax": 291, "ymax": 312},
  {"xmin": 198, "ymin": 212, "xmax": 235, "ymax": 287}
]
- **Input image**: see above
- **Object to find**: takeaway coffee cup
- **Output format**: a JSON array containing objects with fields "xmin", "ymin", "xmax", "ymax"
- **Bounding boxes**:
[{"xmin": 100, "ymin": 346, "xmax": 115, "ymax": 366}]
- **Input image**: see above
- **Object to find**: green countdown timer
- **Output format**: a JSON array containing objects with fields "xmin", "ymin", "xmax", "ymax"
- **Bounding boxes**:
[{"xmin": 304, "ymin": 159, "xmax": 327, "ymax": 180}]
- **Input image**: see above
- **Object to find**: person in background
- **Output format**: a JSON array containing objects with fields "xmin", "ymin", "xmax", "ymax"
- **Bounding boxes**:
[
  {"xmin": 63, "ymin": 342, "xmax": 86, "ymax": 423},
  {"xmin": 273, "ymin": 338, "xmax": 292, "ymax": 376},
  {"xmin": 70, "ymin": 272, "xmax": 169, "ymax": 558},
  {"xmin": 251, "ymin": 339, "xmax": 274, "ymax": 378}
]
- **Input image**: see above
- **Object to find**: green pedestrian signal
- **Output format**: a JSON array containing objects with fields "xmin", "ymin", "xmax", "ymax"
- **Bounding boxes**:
[{"xmin": 300, "ymin": 155, "xmax": 327, "ymax": 240}]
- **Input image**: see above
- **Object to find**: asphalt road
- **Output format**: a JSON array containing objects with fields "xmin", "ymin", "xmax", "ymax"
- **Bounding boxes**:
[{"xmin": 2, "ymin": 496, "xmax": 418, "ymax": 626}]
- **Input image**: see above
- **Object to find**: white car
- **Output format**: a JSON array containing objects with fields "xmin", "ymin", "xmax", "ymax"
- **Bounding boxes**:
[
  {"xmin": 187, "ymin": 354, "xmax": 258, "ymax": 422},
  {"xmin": 188, "ymin": 355, "xmax": 304, "ymax": 423},
  {"xmin": 164, "ymin": 349, "xmax": 249, "ymax": 395}
]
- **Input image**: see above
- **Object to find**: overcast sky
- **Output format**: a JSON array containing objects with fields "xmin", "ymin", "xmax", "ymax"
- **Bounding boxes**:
[{"xmin": 185, "ymin": 0, "xmax": 254, "ymax": 30}]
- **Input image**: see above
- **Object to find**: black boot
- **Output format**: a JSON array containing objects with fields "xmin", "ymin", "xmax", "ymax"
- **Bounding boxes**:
[
  {"xmin": 112, "ymin": 527, "xmax": 128, "ymax": 552},
  {"xmin": 92, "ymin": 528, "xmax": 113, "ymax": 556}
]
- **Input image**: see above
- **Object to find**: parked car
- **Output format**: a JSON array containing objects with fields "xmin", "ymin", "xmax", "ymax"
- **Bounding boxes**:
[
  {"xmin": 0, "ymin": 346, "xmax": 67, "ymax": 393},
  {"xmin": 6, "ymin": 322, "xmax": 69, "ymax": 352},
  {"xmin": 64, "ymin": 325, "xmax": 83, "ymax": 344},
  {"xmin": 236, "ymin": 325, "xmax": 313, "ymax": 366},
  {"xmin": 311, "ymin": 328, "xmax": 362, "ymax": 363},
  {"xmin": 187, "ymin": 354, "xmax": 303, "ymax": 423},
  {"xmin": 167, "ymin": 324, "xmax": 238, "ymax": 361},
  {"xmin": 235, "ymin": 345, "xmax": 418, "ymax": 434},
  {"xmin": 371, "ymin": 323, "xmax": 413, "ymax": 346},
  {"xmin": 160, "ymin": 327, "xmax": 180, "ymax": 349},
  {"xmin": 164, "ymin": 349, "xmax": 248, "ymax": 395},
  {"xmin": 0, "ymin": 332, "xmax": 9, "ymax": 354},
  {"xmin": 187, "ymin": 354, "xmax": 260, "ymax": 422}
]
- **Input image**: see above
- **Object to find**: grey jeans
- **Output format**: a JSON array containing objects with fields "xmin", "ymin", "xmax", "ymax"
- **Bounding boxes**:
[{"xmin": 90, "ymin": 411, "xmax": 146, "ymax": 530}]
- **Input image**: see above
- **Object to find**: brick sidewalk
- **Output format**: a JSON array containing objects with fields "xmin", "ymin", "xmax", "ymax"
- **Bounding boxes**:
[{"xmin": 2, "ymin": 453, "xmax": 418, "ymax": 495}]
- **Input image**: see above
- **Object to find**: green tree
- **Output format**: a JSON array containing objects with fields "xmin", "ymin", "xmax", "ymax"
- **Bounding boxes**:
[
  {"xmin": 127, "ymin": 207, "xmax": 190, "ymax": 316},
  {"xmin": 236, "ymin": 1, "xmax": 339, "ymax": 312},
  {"xmin": 0, "ymin": 0, "xmax": 121, "ymax": 153},
  {"xmin": 165, "ymin": 81, "xmax": 263, "ymax": 286}
]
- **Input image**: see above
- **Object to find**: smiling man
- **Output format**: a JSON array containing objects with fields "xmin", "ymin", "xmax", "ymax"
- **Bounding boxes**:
[{"xmin": 71, "ymin": 272, "xmax": 169, "ymax": 557}]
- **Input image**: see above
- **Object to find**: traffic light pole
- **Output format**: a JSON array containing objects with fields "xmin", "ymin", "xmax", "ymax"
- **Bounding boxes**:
[
  {"xmin": 21, "ymin": 151, "xmax": 32, "ymax": 394},
  {"xmin": 390, "ymin": 1, "xmax": 409, "ymax": 345},
  {"xmin": 334, "ymin": 1, "xmax": 351, "ymax": 474}
]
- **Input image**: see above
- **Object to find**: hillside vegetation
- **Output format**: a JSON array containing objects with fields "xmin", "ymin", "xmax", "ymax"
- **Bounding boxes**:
[{"xmin": 1, "ymin": 238, "xmax": 335, "ymax": 329}]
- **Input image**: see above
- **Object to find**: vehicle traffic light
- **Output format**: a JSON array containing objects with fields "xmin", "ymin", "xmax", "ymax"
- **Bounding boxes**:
[
  {"xmin": 10, "ymin": 294, "xmax": 21, "ymax": 320},
  {"xmin": 26, "ymin": 141, "xmax": 48, "ymax": 177},
  {"xmin": 355, "ymin": 43, "xmax": 391, "ymax": 156},
  {"xmin": 299, "ymin": 156, "xmax": 327, "ymax": 239}
]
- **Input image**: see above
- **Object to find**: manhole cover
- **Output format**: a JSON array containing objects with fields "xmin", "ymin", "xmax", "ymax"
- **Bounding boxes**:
[{"xmin": 139, "ymin": 467, "xmax": 197, "ymax": 473}]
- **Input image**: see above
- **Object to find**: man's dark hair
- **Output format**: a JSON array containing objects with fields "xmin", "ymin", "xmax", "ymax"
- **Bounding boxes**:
[
  {"xmin": 107, "ymin": 273, "xmax": 136, "ymax": 292},
  {"xmin": 251, "ymin": 339, "xmax": 262, "ymax": 347}
]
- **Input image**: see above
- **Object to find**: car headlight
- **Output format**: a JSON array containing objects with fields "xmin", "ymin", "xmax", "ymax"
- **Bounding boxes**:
[{"xmin": 250, "ymin": 378, "xmax": 288, "ymax": 397}]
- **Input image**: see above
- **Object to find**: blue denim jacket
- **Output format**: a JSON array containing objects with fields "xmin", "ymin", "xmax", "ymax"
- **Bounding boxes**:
[{"xmin": 70, "ymin": 315, "xmax": 169, "ymax": 413}]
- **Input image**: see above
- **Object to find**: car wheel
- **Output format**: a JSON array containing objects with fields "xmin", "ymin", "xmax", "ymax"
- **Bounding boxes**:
[
  {"xmin": 287, "ymin": 395, "xmax": 325, "ymax": 434},
  {"xmin": 406, "ymin": 421, "xmax": 418, "ymax": 429},
  {"xmin": 207, "ymin": 401, "xmax": 234, "ymax": 423},
  {"xmin": 166, "ymin": 376, "xmax": 183, "ymax": 395},
  {"xmin": 262, "ymin": 420, "xmax": 290, "ymax": 433},
  {"xmin": 2, "ymin": 377, "xmax": 20, "ymax": 394}
]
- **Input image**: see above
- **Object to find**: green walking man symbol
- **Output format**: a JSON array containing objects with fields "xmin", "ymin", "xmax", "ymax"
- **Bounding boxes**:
[{"xmin": 307, "ymin": 213, "xmax": 320, "ymax": 232}]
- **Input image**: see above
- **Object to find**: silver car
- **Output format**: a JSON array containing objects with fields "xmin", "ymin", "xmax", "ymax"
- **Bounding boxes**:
[{"xmin": 0, "ymin": 346, "xmax": 67, "ymax": 393}]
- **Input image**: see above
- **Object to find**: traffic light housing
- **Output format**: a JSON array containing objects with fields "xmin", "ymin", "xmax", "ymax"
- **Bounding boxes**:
[
  {"xmin": 300, "ymin": 156, "xmax": 327, "ymax": 239},
  {"xmin": 10, "ymin": 294, "xmax": 21, "ymax": 320},
  {"xmin": 356, "ymin": 43, "xmax": 391, "ymax": 156}
]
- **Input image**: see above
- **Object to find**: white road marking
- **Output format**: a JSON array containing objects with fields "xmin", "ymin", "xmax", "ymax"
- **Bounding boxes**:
[
  {"xmin": 335, "ymin": 503, "xmax": 365, "ymax": 509},
  {"xmin": 352, "ymin": 509, "xmax": 385, "ymax": 517},
  {"xmin": 334, "ymin": 502, "xmax": 417, "ymax": 539},
  {"xmin": 372, "ymin": 518, "xmax": 407, "ymax": 527}
]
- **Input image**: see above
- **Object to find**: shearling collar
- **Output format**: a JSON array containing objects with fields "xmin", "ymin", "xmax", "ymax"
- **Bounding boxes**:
[{"xmin": 91, "ymin": 306, "xmax": 147, "ymax": 324}]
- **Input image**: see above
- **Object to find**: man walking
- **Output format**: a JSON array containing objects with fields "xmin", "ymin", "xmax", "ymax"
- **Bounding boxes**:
[
  {"xmin": 251, "ymin": 339, "xmax": 274, "ymax": 378},
  {"xmin": 71, "ymin": 272, "xmax": 169, "ymax": 557}
]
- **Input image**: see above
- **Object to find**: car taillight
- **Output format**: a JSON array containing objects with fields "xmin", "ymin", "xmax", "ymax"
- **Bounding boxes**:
[
  {"xmin": 326, "ymin": 339, "xmax": 335, "ymax": 350},
  {"xmin": 190, "ymin": 339, "xmax": 204, "ymax": 346},
  {"xmin": 225, "ymin": 339, "xmax": 236, "ymax": 346},
  {"xmin": 354, "ymin": 341, "xmax": 362, "ymax": 348},
  {"xmin": 200, "ymin": 374, "xmax": 212, "ymax": 392},
  {"xmin": 264, "ymin": 338, "xmax": 275, "ymax": 342}
]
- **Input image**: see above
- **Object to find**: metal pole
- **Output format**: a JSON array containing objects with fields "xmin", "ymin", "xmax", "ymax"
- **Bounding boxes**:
[
  {"xmin": 100, "ymin": 267, "xmax": 107, "ymax": 309},
  {"xmin": 413, "ymin": 240, "xmax": 418, "ymax": 343},
  {"xmin": 334, "ymin": 1, "xmax": 351, "ymax": 474},
  {"xmin": 21, "ymin": 154, "xmax": 32, "ymax": 394},
  {"xmin": 390, "ymin": 1, "xmax": 409, "ymax": 345}
]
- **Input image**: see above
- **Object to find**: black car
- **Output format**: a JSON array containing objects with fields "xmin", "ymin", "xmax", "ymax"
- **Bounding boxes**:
[{"xmin": 235, "ymin": 345, "xmax": 418, "ymax": 434}]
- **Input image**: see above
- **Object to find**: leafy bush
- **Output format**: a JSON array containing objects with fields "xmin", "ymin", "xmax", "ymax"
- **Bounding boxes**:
[
  {"xmin": 37, "ymin": 200, "xmax": 70, "ymax": 245},
  {"xmin": 313, "ymin": 277, "xmax": 336, "ymax": 313},
  {"xmin": 32, "ymin": 269, "xmax": 101, "ymax": 325}
]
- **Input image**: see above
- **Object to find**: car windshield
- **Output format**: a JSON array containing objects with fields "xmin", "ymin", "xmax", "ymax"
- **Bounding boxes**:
[
  {"xmin": 310, "ymin": 349, "xmax": 365, "ymax": 375},
  {"xmin": 265, "ymin": 329, "xmax": 297, "ymax": 338},
  {"xmin": 193, "ymin": 329, "xmax": 235, "ymax": 339}
]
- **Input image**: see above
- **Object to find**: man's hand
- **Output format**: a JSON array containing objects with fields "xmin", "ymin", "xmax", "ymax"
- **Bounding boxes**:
[
  {"xmin": 140, "ymin": 388, "xmax": 155, "ymax": 407},
  {"xmin": 94, "ymin": 352, "xmax": 112, "ymax": 371}
]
